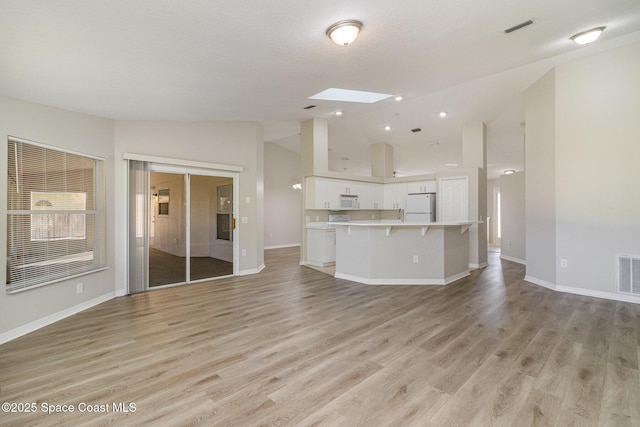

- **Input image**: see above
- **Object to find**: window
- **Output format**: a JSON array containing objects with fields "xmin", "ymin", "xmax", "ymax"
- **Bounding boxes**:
[
  {"xmin": 6, "ymin": 138, "xmax": 107, "ymax": 293},
  {"xmin": 31, "ymin": 192, "xmax": 87, "ymax": 241}
]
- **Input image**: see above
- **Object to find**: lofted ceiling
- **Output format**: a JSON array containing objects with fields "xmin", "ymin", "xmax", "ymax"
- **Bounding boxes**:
[{"xmin": 2, "ymin": 1, "xmax": 640, "ymax": 179}]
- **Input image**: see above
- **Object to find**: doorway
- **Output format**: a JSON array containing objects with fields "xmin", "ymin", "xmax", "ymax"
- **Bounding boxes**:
[{"xmin": 128, "ymin": 160, "xmax": 238, "ymax": 293}]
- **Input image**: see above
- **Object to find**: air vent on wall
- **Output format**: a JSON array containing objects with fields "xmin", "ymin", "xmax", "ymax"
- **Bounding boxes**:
[
  {"xmin": 411, "ymin": 128, "xmax": 422, "ymax": 133},
  {"xmin": 303, "ymin": 105, "xmax": 317, "ymax": 110},
  {"xmin": 504, "ymin": 19, "xmax": 535, "ymax": 34},
  {"xmin": 618, "ymin": 255, "xmax": 640, "ymax": 295}
]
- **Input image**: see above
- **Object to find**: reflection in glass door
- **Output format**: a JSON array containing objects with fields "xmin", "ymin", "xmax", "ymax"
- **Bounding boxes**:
[
  {"xmin": 148, "ymin": 172, "xmax": 187, "ymax": 287},
  {"xmin": 147, "ymin": 171, "xmax": 234, "ymax": 288},
  {"xmin": 189, "ymin": 176, "xmax": 233, "ymax": 282}
]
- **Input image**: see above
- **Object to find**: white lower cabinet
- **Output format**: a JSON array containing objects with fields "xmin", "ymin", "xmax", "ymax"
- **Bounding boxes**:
[{"xmin": 306, "ymin": 228, "xmax": 336, "ymax": 266}]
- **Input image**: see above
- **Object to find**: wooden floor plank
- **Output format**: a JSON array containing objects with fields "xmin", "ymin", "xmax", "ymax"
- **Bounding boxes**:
[{"xmin": 0, "ymin": 247, "xmax": 638, "ymax": 426}]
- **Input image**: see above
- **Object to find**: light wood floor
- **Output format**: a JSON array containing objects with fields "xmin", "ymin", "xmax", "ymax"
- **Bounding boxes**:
[{"xmin": 1, "ymin": 248, "xmax": 639, "ymax": 426}]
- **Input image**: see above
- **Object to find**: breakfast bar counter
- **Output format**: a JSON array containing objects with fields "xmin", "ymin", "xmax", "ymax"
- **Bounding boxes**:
[{"xmin": 327, "ymin": 220, "xmax": 473, "ymax": 285}]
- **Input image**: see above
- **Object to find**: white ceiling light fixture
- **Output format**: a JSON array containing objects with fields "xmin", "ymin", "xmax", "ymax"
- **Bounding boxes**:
[
  {"xmin": 570, "ymin": 26, "xmax": 606, "ymax": 45},
  {"xmin": 292, "ymin": 180, "xmax": 302, "ymax": 190},
  {"xmin": 439, "ymin": 111, "xmax": 448, "ymax": 118},
  {"xmin": 335, "ymin": 110, "xmax": 343, "ymax": 116},
  {"xmin": 504, "ymin": 169, "xmax": 516, "ymax": 175},
  {"xmin": 326, "ymin": 20, "xmax": 363, "ymax": 46},
  {"xmin": 384, "ymin": 125, "xmax": 392, "ymax": 131},
  {"xmin": 395, "ymin": 95, "xmax": 403, "ymax": 101}
]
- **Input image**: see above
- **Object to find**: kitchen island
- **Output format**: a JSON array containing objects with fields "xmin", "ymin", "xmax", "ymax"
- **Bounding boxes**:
[{"xmin": 327, "ymin": 220, "xmax": 473, "ymax": 285}]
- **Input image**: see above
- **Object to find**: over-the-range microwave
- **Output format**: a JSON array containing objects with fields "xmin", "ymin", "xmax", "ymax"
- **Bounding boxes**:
[{"xmin": 338, "ymin": 194, "xmax": 359, "ymax": 209}]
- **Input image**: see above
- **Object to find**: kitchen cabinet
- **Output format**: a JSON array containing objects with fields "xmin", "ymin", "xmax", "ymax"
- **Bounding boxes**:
[
  {"xmin": 407, "ymin": 180, "xmax": 436, "ymax": 194},
  {"xmin": 305, "ymin": 177, "xmax": 338, "ymax": 209},
  {"xmin": 358, "ymin": 182, "xmax": 384, "ymax": 210},
  {"xmin": 306, "ymin": 227, "xmax": 336, "ymax": 266},
  {"xmin": 383, "ymin": 182, "xmax": 408, "ymax": 209}
]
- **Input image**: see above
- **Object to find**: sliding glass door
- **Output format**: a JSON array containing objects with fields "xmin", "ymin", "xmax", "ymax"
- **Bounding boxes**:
[{"xmin": 128, "ymin": 161, "xmax": 237, "ymax": 293}]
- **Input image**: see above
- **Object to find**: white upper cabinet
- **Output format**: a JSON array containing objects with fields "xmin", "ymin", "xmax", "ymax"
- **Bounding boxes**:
[
  {"xmin": 383, "ymin": 182, "xmax": 408, "ymax": 209},
  {"xmin": 305, "ymin": 176, "xmax": 436, "ymax": 211},
  {"xmin": 305, "ymin": 177, "xmax": 338, "ymax": 209},
  {"xmin": 407, "ymin": 180, "xmax": 436, "ymax": 194},
  {"xmin": 359, "ymin": 182, "xmax": 384, "ymax": 210}
]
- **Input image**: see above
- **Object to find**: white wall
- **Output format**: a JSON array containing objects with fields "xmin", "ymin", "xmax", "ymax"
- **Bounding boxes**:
[
  {"xmin": 113, "ymin": 121, "xmax": 265, "ymax": 290},
  {"xmin": 500, "ymin": 171, "xmax": 526, "ymax": 264},
  {"xmin": 264, "ymin": 142, "xmax": 301, "ymax": 248},
  {"xmin": 525, "ymin": 42, "xmax": 640, "ymax": 301},
  {"xmin": 555, "ymin": 43, "xmax": 640, "ymax": 294},
  {"xmin": 0, "ymin": 96, "xmax": 116, "ymax": 341},
  {"xmin": 525, "ymin": 69, "xmax": 556, "ymax": 286},
  {"xmin": 486, "ymin": 179, "xmax": 500, "ymax": 246}
]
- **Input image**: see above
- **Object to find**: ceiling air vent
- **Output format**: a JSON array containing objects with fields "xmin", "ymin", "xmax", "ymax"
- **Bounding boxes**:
[
  {"xmin": 303, "ymin": 105, "xmax": 317, "ymax": 110},
  {"xmin": 411, "ymin": 128, "xmax": 422, "ymax": 133},
  {"xmin": 504, "ymin": 19, "xmax": 535, "ymax": 34}
]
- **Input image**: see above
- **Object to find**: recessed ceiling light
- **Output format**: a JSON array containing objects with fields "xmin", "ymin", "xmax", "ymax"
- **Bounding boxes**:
[
  {"xmin": 384, "ymin": 125, "xmax": 391, "ymax": 131},
  {"xmin": 309, "ymin": 88, "xmax": 392, "ymax": 104},
  {"xmin": 395, "ymin": 95, "xmax": 403, "ymax": 101},
  {"xmin": 570, "ymin": 26, "xmax": 605, "ymax": 45},
  {"xmin": 504, "ymin": 169, "xmax": 516, "ymax": 175},
  {"xmin": 335, "ymin": 110, "xmax": 343, "ymax": 116},
  {"xmin": 439, "ymin": 111, "xmax": 448, "ymax": 118}
]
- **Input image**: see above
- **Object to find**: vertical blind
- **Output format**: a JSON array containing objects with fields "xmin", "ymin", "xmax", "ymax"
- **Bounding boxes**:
[
  {"xmin": 128, "ymin": 159, "xmax": 148, "ymax": 294},
  {"xmin": 6, "ymin": 138, "xmax": 107, "ymax": 293}
]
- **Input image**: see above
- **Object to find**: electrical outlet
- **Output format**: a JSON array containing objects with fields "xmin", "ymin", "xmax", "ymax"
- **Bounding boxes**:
[
  {"xmin": 413, "ymin": 255, "xmax": 419, "ymax": 263},
  {"xmin": 76, "ymin": 283, "xmax": 83, "ymax": 294},
  {"xmin": 560, "ymin": 259, "xmax": 568, "ymax": 268},
  {"xmin": 242, "ymin": 249, "xmax": 247, "ymax": 256}
]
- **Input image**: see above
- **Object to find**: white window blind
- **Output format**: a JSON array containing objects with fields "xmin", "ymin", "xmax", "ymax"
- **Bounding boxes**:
[{"xmin": 6, "ymin": 138, "xmax": 107, "ymax": 293}]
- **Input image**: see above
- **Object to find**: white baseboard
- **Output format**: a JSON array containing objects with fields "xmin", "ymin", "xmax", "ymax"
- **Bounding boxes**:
[
  {"xmin": 524, "ymin": 275, "xmax": 640, "ymax": 304},
  {"xmin": 0, "ymin": 292, "xmax": 116, "ymax": 345},
  {"xmin": 265, "ymin": 243, "xmax": 300, "ymax": 250},
  {"xmin": 469, "ymin": 262, "xmax": 488, "ymax": 269},
  {"xmin": 238, "ymin": 263, "xmax": 266, "ymax": 276},
  {"xmin": 501, "ymin": 255, "xmax": 526, "ymax": 265},
  {"xmin": 524, "ymin": 275, "xmax": 557, "ymax": 290},
  {"xmin": 556, "ymin": 285, "xmax": 640, "ymax": 304},
  {"xmin": 335, "ymin": 270, "xmax": 469, "ymax": 286},
  {"xmin": 303, "ymin": 260, "xmax": 335, "ymax": 268}
]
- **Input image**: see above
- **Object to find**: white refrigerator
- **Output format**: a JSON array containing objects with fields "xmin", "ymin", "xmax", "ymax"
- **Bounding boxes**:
[{"xmin": 404, "ymin": 193, "xmax": 436, "ymax": 223}]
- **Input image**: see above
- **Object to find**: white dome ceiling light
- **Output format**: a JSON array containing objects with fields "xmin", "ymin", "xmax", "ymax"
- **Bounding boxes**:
[
  {"xmin": 570, "ymin": 26, "xmax": 606, "ymax": 45},
  {"xmin": 326, "ymin": 20, "xmax": 363, "ymax": 46}
]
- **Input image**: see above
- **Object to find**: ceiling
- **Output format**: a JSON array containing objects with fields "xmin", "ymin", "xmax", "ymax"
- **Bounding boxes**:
[{"xmin": 2, "ymin": 1, "xmax": 640, "ymax": 179}]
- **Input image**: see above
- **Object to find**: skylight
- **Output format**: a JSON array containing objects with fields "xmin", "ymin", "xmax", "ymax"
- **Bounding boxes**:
[{"xmin": 309, "ymin": 88, "xmax": 393, "ymax": 104}]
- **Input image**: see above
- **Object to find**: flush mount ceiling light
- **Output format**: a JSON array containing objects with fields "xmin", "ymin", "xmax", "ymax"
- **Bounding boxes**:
[
  {"xmin": 326, "ymin": 20, "xmax": 363, "ymax": 46},
  {"xmin": 570, "ymin": 26, "xmax": 605, "ymax": 45},
  {"xmin": 292, "ymin": 180, "xmax": 302, "ymax": 190},
  {"xmin": 504, "ymin": 169, "xmax": 516, "ymax": 175},
  {"xmin": 439, "ymin": 111, "xmax": 448, "ymax": 118},
  {"xmin": 384, "ymin": 125, "xmax": 392, "ymax": 131},
  {"xmin": 395, "ymin": 95, "xmax": 403, "ymax": 101},
  {"xmin": 335, "ymin": 110, "xmax": 343, "ymax": 116}
]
